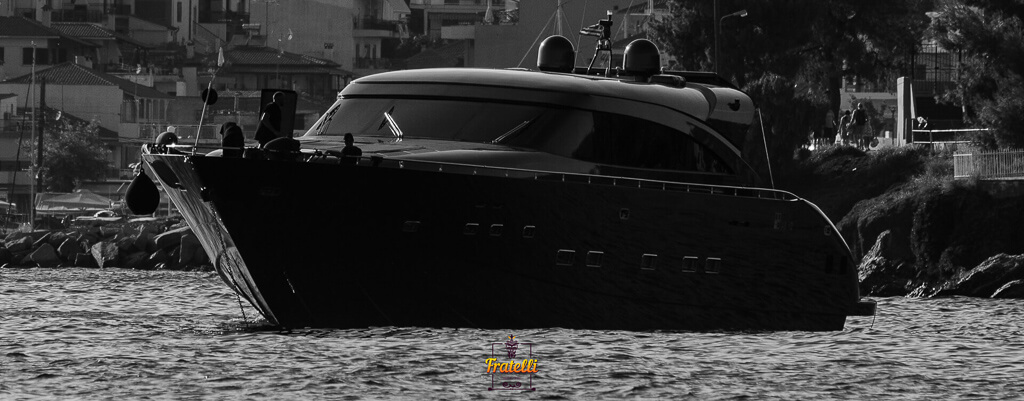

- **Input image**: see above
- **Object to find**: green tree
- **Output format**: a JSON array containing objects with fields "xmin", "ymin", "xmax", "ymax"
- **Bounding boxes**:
[
  {"xmin": 25, "ymin": 119, "xmax": 113, "ymax": 193},
  {"xmin": 650, "ymin": 0, "xmax": 931, "ymax": 169},
  {"xmin": 928, "ymin": 1, "xmax": 1024, "ymax": 148}
]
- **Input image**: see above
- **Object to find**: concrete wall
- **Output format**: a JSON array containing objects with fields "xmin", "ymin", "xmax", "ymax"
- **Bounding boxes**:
[{"xmin": 250, "ymin": 0, "xmax": 356, "ymax": 71}]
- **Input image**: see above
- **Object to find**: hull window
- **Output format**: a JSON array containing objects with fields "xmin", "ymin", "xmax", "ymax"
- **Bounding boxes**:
[
  {"xmin": 464, "ymin": 223, "xmax": 479, "ymax": 236},
  {"xmin": 641, "ymin": 254, "xmax": 657, "ymax": 271},
  {"xmin": 402, "ymin": 220, "xmax": 420, "ymax": 233},
  {"xmin": 706, "ymin": 257, "xmax": 722, "ymax": 274},
  {"xmin": 489, "ymin": 224, "xmax": 504, "ymax": 237},
  {"xmin": 682, "ymin": 256, "xmax": 699, "ymax": 272},
  {"xmin": 556, "ymin": 249, "xmax": 576, "ymax": 266},
  {"xmin": 522, "ymin": 225, "xmax": 536, "ymax": 238},
  {"xmin": 586, "ymin": 251, "xmax": 604, "ymax": 267}
]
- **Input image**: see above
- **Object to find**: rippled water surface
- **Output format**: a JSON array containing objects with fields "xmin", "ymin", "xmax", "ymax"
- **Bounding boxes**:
[{"xmin": 3, "ymin": 268, "xmax": 1024, "ymax": 400}]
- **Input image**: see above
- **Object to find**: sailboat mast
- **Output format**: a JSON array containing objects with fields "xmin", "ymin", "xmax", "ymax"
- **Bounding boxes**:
[{"xmin": 556, "ymin": 0, "xmax": 563, "ymax": 36}]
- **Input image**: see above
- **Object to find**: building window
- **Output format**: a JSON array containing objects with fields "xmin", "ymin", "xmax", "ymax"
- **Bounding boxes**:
[
  {"xmin": 22, "ymin": 48, "xmax": 49, "ymax": 65},
  {"xmin": 0, "ymin": 47, "xmax": 5, "ymax": 64},
  {"xmin": 176, "ymin": 2, "xmax": 182, "ymax": 23}
]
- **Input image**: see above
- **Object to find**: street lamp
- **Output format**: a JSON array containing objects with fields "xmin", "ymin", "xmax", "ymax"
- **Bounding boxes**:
[{"xmin": 714, "ymin": 8, "xmax": 748, "ymax": 75}]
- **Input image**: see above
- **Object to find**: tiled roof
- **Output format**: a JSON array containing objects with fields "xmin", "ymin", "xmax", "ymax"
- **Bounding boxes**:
[
  {"xmin": 51, "ymin": 23, "xmax": 113, "ymax": 39},
  {"xmin": 52, "ymin": 22, "xmax": 151, "ymax": 48},
  {"xmin": 224, "ymin": 46, "xmax": 339, "ymax": 67},
  {"xmin": 5, "ymin": 62, "xmax": 172, "ymax": 99},
  {"xmin": 0, "ymin": 16, "xmax": 60, "ymax": 38}
]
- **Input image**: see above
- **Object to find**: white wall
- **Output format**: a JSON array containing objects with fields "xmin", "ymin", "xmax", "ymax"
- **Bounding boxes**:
[
  {"xmin": 0, "ymin": 82, "xmax": 123, "ymax": 132},
  {"xmin": 250, "ymin": 0, "xmax": 356, "ymax": 71}
]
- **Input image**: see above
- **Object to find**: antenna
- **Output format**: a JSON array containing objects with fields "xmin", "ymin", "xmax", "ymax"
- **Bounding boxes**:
[{"xmin": 580, "ymin": 11, "xmax": 614, "ymax": 77}]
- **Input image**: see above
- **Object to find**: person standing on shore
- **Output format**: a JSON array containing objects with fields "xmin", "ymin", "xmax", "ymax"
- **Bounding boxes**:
[
  {"xmin": 850, "ymin": 103, "xmax": 869, "ymax": 149},
  {"xmin": 822, "ymin": 109, "xmax": 836, "ymax": 148},
  {"xmin": 254, "ymin": 92, "xmax": 284, "ymax": 148},
  {"xmin": 838, "ymin": 110, "xmax": 852, "ymax": 145}
]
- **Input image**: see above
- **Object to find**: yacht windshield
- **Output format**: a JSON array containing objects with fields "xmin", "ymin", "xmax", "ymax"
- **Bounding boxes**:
[{"xmin": 309, "ymin": 97, "xmax": 731, "ymax": 174}]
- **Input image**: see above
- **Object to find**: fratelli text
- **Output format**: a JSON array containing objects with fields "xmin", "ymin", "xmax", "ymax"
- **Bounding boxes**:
[{"xmin": 485, "ymin": 358, "xmax": 539, "ymax": 374}]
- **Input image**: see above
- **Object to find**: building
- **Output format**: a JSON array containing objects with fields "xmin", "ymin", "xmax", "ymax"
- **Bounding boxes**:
[
  {"xmin": 0, "ymin": 61, "xmax": 173, "ymax": 180},
  {"xmin": 248, "ymin": 0, "xmax": 409, "ymax": 75},
  {"xmin": 0, "ymin": 16, "xmax": 97, "ymax": 81}
]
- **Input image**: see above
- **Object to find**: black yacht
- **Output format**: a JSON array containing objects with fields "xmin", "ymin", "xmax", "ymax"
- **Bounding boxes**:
[{"xmin": 138, "ymin": 26, "xmax": 874, "ymax": 331}]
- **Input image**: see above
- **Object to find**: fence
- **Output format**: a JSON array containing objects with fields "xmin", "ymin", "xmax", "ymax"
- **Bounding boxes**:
[{"xmin": 953, "ymin": 148, "xmax": 1024, "ymax": 180}]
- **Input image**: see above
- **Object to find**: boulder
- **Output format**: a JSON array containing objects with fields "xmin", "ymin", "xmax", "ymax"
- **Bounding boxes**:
[
  {"xmin": 0, "ymin": 247, "xmax": 11, "ymax": 265},
  {"xmin": 31, "ymin": 232, "xmax": 52, "ymax": 249},
  {"xmin": 114, "ymin": 233, "xmax": 139, "ymax": 253},
  {"xmin": 154, "ymin": 226, "xmax": 191, "ymax": 250},
  {"xmin": 29, "ymin": 243, "xmax": 61, "ymax": 267},
  {"xmin": 134, "ymin": 232, "xmax": 156, "ymax": 253},
  {"xmin": 857, "ymin": 230, "xmax": 918, "ymax": 296},
  {"xmin": 99, "ymin": 225, "xmax": 121, "ymax": 238},
  {"xmin": 46, "ymin": 231, "xmax": 70, "ymax": 249},
  {"xmin": 148, "ymin": 249, "xmax": 170, "ymax": 268},
  {"xmin": 934, "ymin": 254, "xmax": 1024, "ymax": 297},
  {"xmin": 12, "ymin": 250, "xmax": 32, "ymax": 266},
  {"xmin": 91, "ymin": 241, "xmax": 119, "ymax": 268},
  {"xmin": 992, "ymin": 280, "xmax": 1024, "ymax": 299},
  {"xmin": 178, "ymin": 233, "xmax": 202, "ymax": 265},
  {"xmin": 73, "ymin": 252, "xmax": 99, "ymax": 268},
  {"xmin": 57, "ymin": 238, "xmax": 83, "ymax": 261},
  {"xmin": 123, "ymin": 251, "xmax": 152, "ymax": 270},
  {"xmin": 4, "ymin": 230, "xmax": 49, "ymax": 244},
  {"xmin": 5, "ymin": 236, "xmax": 33, "ymax": 253}
]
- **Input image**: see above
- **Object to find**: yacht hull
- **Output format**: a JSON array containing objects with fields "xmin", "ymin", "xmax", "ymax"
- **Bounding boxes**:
[{"xmin": 144, "ymin": 153, "xmax": 872, "ymax": 331}]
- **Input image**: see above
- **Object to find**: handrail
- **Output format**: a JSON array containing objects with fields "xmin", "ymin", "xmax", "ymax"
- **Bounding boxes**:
[{"xmin": 148, "ymin": 144, "xmax": 800, "ymax": 201}]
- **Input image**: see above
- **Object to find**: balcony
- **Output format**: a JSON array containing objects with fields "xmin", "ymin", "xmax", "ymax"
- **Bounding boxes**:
[{"xmin": 354, "ymin": 17, "xmax": 406, "ymax": 38}]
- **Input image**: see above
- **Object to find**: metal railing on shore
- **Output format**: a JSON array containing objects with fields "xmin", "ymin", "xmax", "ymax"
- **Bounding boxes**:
[{"xmin": 954, "ymin": 148, "xmax": 1024, "ymax": 180}]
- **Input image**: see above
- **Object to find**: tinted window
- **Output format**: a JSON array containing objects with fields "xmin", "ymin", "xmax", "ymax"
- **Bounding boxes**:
[{"xmin": 311, "ymin": 97, "xmax": 730, "ymax": 174}]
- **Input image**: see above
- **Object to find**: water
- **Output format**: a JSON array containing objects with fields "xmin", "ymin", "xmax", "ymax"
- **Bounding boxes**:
[{"xmin": 2, "ymin": 268, "xmax": 1024, "ymax": 400}]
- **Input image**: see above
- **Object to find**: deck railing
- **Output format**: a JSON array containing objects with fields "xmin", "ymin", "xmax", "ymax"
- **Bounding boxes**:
[{"xmin": 953, "ymin": 148, "xmax": 1024, "ymax": 179}]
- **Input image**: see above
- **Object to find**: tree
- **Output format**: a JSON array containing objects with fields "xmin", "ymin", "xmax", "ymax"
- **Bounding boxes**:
[
  {"xmin": 650, "ymin": 0, "xmax": 931, "ymax": 168},
  {"xmin": 25, "ymin": 119, "xmax": 113, "ymax": 193},
  {"xmin": 928, "ymin": 1, "xmax": 1024, "ymax": 148}
]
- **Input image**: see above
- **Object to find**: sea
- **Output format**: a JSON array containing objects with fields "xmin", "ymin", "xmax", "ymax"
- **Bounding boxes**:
[{"xmin": 2, "ymin": 268, "xmax": 1024, "ymax": 400}]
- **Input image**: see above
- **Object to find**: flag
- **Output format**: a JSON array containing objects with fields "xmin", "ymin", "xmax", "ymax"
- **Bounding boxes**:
[
  {"xmin": 483, "ymin": 0, "xmax": 494, "ymax": 24},
  {"xmin": 217, "ymin": 47, "xmax": 225, "ymax": 67}
]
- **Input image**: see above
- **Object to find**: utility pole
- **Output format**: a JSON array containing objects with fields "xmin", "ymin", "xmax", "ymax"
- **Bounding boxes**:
[{"xmin": 37, "ymin": 77, "xmax": 46, "ymax": 193}]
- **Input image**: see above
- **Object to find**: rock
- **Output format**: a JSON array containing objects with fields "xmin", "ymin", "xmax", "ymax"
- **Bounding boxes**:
[
  {"xmin": 31, "ymin": 232, "xmax": 52, "ymax": 249},
  {"xmin": 992, "ymin": 280, "xmax": 1024, "ymax": 299},
  {"xmin": 29, "ymin": 243, "xmax": 61, "ymax": 268},
  {"xmin": 857, "ymin": 230, "xmax": 918, "ymax": 296},
  {"xmin": 179, "ymin": 233, "xmax": 202, "ymax": 265},
  {"xmin": 12, "ymin": 250, "xmax": 32, "ymax": 266},
  {"xmin": 154, "ymin": 226, "xmax": 191, "ymax": 250},
  {"xmin": 57, "ymin": 238, "xmax": 83, "ymax": 261},
  {"xmin": 134, "ymin": 232, "xmax": 156, "ymax": 253},
  {"xmin": 99, "ymin": 225, "xmax": 120, "ymax": 238},
  {"xmin": 91, "ymin": 242, "xmax": 119, "ymax": 268},
  {"xmin": 0, "ymin": 247, "xmax": 11, "ymax": 265},
  {"xmin": 148, "ymin": 249, "xmax": 170, "ymax": 267},
  {"xmin": 6, "ymin": 236, "xmax": 33, "ymax": 253},
  {"xmin": 73, "ymin": 252, "xmax": 99, "ymax": 268},
  {"xmin": 123, "ymin": 251, "xmax": 152, "ymax": 270},
  {"xmin": 114, "ymin": 233, "xmax": 139, "ymax": 253},
  {"xmin": 934, "ymin": 254, "xmax": 1024, "ymax": 297},
  {"xmin": 4, "ymin": 230, "xmax": 49, "ymax": 244},
  {"xmin": 47, "ymin": 231, "xmax": 70, "ymax": 249}
]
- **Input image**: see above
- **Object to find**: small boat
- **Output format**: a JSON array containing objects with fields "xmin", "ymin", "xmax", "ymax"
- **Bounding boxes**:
[{"xmin": 138, "ymin": 18, "xmax": 874, "ymax": 331}]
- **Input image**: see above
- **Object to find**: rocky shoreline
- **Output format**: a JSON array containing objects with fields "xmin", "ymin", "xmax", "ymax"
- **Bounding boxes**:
[{"xmin": 0, "ymin": 219, "xmax": 212, "ymax": 271}]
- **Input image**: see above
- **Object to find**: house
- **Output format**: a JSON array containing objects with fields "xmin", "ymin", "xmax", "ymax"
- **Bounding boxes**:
[{"xmin": 0, "ymin": 60, "xmax": 173, "ymax": 181}]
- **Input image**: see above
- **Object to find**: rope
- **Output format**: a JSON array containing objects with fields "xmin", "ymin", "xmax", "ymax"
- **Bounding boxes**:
[
  {"xmin": 517, "ymin": 9, "xmax": 558, "ymax": 68},
  {"xmin": 757, "ymin": 109, "xmax": 775, "ymax": 189}
]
